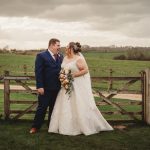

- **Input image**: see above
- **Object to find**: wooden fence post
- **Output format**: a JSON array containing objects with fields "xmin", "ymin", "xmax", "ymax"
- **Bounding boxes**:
[
  {"xmin": 23, "ymin": 64, "xmax": 27, "ymax": 83},
  {"xmin": 141, "ymin": 70, "xmax": 145, "ymax": 121},
  {"xmin": 107, "ymin": 68, "xmax": 113, "ymax": 91},
  {"xmin": 143, "ymin": 68, "xmax": 150, "ymax": 124},
  {"xmin": 23, "ymin": 64, "xmax": 27, "ymax": 76},
  {"xmin": 4, "ymin": 70, "xmax": 10, "ymax": 120}
]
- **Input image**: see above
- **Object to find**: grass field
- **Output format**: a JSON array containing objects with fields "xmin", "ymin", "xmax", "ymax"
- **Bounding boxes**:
[
  {"xmin": 0, "ymin": 51, "xmax": 149, "ymax": 91},
  {"xmin": 0, "ymin": 120, "xmax": 150, "ymax": 150},
  {"xmin": 0, "ymin": 51, "xmax": 148, "ymax": 119},
  {"xmin": 0, "ymin": 51, "xmax": 150, "ymax": 150},
  {"xmin": 0, "ymin": 51, "xmax": 149, "ymax": 76}
]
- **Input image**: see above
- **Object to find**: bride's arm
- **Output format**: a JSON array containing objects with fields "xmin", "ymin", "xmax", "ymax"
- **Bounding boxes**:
[{"xmin": 73, "ymin": 58, "xmax": 89, "ymax": 77}]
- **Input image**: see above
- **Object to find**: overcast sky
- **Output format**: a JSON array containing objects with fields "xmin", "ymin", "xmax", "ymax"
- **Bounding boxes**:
[{"xmin": 0, "ymin": 0, "xmax": 150, "ymax": 49}]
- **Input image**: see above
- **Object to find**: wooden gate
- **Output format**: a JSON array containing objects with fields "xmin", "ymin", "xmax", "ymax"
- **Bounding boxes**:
[
  {"xmin": 92, "ymin": 76, "xmax": 142, "ymax": 121},
  {"xmin": 3, "ymin": 69, "xmax": 150, "ymax": 123},
  {"xmin": 4, "ymin": 71, "xmax": 37, "ymax": 120}
]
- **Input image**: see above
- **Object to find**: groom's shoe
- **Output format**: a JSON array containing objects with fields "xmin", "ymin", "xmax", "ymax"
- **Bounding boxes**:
[{"xmin": 30, "ymin": 128, "xmax": 38, "ymax": 134}]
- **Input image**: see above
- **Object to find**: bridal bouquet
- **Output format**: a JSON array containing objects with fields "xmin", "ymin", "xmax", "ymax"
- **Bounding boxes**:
[{"xmin": 59, "ymin": 68, "xmax": 74, "ymax": 98}]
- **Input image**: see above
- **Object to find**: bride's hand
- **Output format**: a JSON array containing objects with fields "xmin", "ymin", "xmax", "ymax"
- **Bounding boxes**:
[{"xmin": 71, "ymin": 73, "xmax": 75, "ymax": 78}]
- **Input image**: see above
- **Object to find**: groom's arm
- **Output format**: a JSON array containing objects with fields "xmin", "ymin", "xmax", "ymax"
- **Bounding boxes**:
[{"xmin": 35, "ymin": 53, "xmax": 44, "ymax": 89}]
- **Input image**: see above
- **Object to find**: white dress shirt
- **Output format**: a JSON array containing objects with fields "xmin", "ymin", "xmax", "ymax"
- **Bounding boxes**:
[{"xmin": 48, "ymin": 49, "xmax": 57, "ymax": 60}]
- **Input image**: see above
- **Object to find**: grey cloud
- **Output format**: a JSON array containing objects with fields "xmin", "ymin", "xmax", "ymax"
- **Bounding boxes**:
[
  {"xmin": 0, "ymin": 0, "xmax": 150, "ymax": 19},
  {"xmin": 120, "ymin": 17, "xmax": 150, "ymax": 38},
  {"xmin": 0, "ymin": 0, "xmax": 150, "ymax": 38}
]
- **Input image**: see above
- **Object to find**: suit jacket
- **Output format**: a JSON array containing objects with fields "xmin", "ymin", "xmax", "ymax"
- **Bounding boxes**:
[{"xmin": 35, "ymin": 50, "xmax": 63, "ymax": 90}]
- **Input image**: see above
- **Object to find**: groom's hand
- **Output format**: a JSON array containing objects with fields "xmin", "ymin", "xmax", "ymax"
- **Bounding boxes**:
[{"xmin": 37, "ymin": 88, "xmax": 44, "ymax": 95}]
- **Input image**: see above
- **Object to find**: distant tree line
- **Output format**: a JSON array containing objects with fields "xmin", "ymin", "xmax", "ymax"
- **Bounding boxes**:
[
  {"xmin": 0, "ymin": 46, "xmax": 150, "ymax": 59},
  {"xmin": 81, "ymin": 46, "xmax": 150, "ymax": 53},
  {"xmin": 114, "ymin": 48, "xmax": 150, "ymax": 61}
]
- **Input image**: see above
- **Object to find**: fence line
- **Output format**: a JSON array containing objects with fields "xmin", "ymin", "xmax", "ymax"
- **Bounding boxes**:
[{"xmin": 1, "ymin": 69, "xmax": 150, "ymax": 123}]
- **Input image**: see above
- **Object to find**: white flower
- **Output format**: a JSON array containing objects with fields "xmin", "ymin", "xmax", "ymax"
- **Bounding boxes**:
[{"xmin": 64, "ymin": 68, "xmax": 69, "ymax": 74}]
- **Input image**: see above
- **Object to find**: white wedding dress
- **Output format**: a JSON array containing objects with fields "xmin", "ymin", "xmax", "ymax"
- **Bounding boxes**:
[{"xmin": 48, "ymin": 53, "xmax": 113, "ymax": 135}]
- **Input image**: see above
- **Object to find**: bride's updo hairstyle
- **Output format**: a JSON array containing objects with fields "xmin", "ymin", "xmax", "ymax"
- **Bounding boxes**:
[{"xmin": 69, "ymin": 42, "xmax": 81, "ymax": 54}]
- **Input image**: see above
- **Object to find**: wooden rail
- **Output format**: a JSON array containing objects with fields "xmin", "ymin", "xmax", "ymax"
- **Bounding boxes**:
[{"xmin": 2, "ymin": 69, "xmax": 150, "ymax": 124}]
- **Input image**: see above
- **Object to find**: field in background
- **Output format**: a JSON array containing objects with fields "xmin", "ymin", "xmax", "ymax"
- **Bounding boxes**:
[
  {"xmin": 0, "ymin": 51, "xmax": 150, "ymax": 150},
  {"xmin": 0, "ymin": 51, "xmax": 149, "ymax": 120},
  {"xmin": 0, "ymin": 51, "xmax": 150, "ymax": 77},
  {"xmin": 0, "ymin": 51, "xmax": 149, "ymax": 91}
]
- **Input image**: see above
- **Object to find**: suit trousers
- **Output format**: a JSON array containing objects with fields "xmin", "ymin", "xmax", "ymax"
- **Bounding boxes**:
[{"xmin": 32, "ymin": 89, "xmax": 59, "ymax": 129}]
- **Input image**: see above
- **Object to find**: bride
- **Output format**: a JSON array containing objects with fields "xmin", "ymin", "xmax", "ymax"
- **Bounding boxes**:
[{"xmin": 48, "ymin": 42, "xmax": 113, "ymax": 135}]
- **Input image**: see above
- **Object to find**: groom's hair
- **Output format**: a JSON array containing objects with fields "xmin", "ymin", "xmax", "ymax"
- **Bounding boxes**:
[{"xmin": 48, "ymin": 38, "xmax": 60, "ymax": 46}]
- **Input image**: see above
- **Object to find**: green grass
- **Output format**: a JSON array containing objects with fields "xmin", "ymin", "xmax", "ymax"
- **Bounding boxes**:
[
  {"xmin": 0, "ymin": 52, "xmax": 149, "ymax": 150},
  {"xmin": 83, "ymin": 52, "xmax": 150, "ymax": 77},
  {"xmin": 0, "ymin": 120, "xmax": 150, "ymax": 150},
  {"xmin": 0, "ymin": 51, "xmax": 146, "ymax": 119},
  {"xmin": 0, "ymin": 53, "xmax": 35, "ymax": 75},
  {"xmin": 0, "ymin": 52, "xmax": 149, "ymax": 90},
  {"xmin": 0, "ymin": 52, "xmax": 149, "ymax": 77},
  {"xmin": 0, "ymin": 51, "xmax": 146, "ymax": 120},
  {"xmin": 0, "ymin": 90, "xmax": 3, "ymax": 113}
]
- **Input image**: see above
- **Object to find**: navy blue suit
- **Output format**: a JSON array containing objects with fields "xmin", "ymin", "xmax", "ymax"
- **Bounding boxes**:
[{"xmin": 32, "ymin": 50, "xmax": 63, "ymax": 129}]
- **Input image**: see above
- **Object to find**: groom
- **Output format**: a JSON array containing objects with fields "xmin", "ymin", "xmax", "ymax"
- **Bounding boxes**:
[{"xmin": 30, "ymin": 38, "xmax": 63, "ymax": 133}]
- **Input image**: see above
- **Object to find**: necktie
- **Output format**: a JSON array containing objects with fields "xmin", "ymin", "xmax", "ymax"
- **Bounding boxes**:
[{"xmin": 54, "ymin": 54, "xmax": 58, "ymax": 61}]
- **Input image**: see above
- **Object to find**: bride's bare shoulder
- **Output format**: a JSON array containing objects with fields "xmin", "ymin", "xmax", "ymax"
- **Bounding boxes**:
[{"xmin": 76, "ymin": 55, "xmax": 83, "ymax": 61}]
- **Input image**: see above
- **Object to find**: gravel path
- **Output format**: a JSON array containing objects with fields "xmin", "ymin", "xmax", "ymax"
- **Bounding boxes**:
[{"xmin": 0, "ymin": 84, "xmax": 142, "ymax": 101}]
